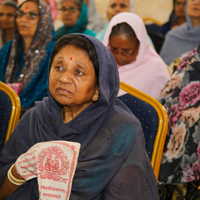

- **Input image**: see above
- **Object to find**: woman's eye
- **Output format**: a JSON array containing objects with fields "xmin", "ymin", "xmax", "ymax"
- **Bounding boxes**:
[
  {"xmin": 75, "ymin": 70, "xmax": 84, "ymax": 75},
  {"xmin": 55, "ymin": 66, "xmax": 64, "ymax": 71},
  {"xmin": 120, "ymin": 4, "xmax": 127, "ymax": 8},
  {"xmin": 110, "ymin": 3, "xmax": 117, "ymax": 8}
]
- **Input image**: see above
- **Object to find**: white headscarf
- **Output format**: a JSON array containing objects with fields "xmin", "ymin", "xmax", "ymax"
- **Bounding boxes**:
[{"xmin": 103, "ymin": 12, "xmax": 170, "ymax": 98}]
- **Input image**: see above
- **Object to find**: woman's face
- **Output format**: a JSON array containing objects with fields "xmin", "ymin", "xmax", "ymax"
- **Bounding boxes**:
[
  {"xmin": 109, "ymin": 34, "xmax": 139, "ymax": 66},
  {"xmin": 60, "ymin": 0, "xmax": 81, "ymax": 27},
  {"xmin": 49, "ymin": 45, "xmax": 99, "ymax": 109},
  {"xmin": 174, "ymin": 0, "xmax": 186, "ymax": 17},
  {"xmin": 16, "ymin": 1, "xmax": 39, "ymax": 38},
  {"xmin": 187, "ymin": 0, "xmax": 200, "ymax": 19},
  {"xmin": 107, "ymin": 0, "xmax": 130, "ymax": 21},
  {"xmin": 0, "ymin": 5, "xmax": 15, "ymax": 30}
]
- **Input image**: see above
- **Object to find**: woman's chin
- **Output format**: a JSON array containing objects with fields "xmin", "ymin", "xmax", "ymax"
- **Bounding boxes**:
[{"xmin": 63, "ymin": 21, "xmax": 75, "ymax": 27}]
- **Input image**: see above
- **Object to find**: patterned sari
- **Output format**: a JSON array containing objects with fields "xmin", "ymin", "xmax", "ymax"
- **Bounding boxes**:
[{"xmin": 158, "ymin": 45, "xmax": 200, "ymax": 199}]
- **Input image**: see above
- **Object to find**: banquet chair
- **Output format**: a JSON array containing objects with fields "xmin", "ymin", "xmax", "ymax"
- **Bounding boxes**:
[
  {"xmin": 143, "ymin": 17, "xmax": 163, "ymax": 26},
  {"xmin": 118, "ymin": 82, "xmax": 168, "ymax": 181},
  {"xmin": 0, "ymin": 81, "xmax": 21, "ymax": 152}
]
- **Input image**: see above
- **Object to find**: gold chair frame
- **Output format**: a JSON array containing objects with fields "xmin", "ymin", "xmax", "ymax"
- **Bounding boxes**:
[
  {"xmin": 120, "ymin": 82, "xmax": 168, "ymax": 181},
  {"xmin": 0, "ymin": 81, "xmax": 21, "ymax": 144},
  {"xmin": 143, "ymin": 17, "xmax": 163, "ymax": 26}
]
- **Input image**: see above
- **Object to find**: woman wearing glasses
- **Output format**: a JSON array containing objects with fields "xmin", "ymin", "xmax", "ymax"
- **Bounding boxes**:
[
  {"xmin": 0, "ymin": 1, "xmax": 16, "ymax": 49},
  {"xmin": 160, "ymin": 0, "xmax": 200, "ymax": 65},
  {"xmin": 0, "ymin": 0, "xmax": 55, "ymax": 114},
  {"xmin": 103, "ymin": 12, "xmax": 170, "ymax": 98},
  {"xmin": 53, "ymin": 0, "xmax": 96, "ymax": 41}
]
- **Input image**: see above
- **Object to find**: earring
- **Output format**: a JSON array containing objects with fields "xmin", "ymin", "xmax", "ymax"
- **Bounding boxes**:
[{"xmin": 93, "ymin": 95, "xmax": 99, "ymax": 101}]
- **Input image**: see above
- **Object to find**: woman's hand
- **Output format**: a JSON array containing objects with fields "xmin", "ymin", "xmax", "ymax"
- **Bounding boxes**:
[{"xmin": 0, "ymin": 165, "xmax": 25, "ymax": 199}]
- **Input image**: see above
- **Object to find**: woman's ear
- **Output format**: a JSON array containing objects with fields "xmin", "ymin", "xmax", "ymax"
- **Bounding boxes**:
[{"xmin": 92, "ymin": 87, "xmax": 100, "ymax": 102}]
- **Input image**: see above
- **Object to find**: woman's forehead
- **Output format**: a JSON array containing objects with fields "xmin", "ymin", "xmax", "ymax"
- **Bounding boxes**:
[
  {"xmin": 53, "ymin": 45, "xmax": 90, "ymax": 62},
  {"xmin": 20, "ymin": 1, "xmax": 38, "ymax": 11},
  {"xmin": 62, "ymin": 0, "xmax": 80, "ymax": 6},
  {"xmin": 109, "ymin": 0, "xmax": 130, "ymax": 5}
]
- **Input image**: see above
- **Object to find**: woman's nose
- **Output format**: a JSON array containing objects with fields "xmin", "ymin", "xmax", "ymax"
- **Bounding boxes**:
[{"xmin": 59, "ymin": 71, "xmax": 73, "ymax": 84}]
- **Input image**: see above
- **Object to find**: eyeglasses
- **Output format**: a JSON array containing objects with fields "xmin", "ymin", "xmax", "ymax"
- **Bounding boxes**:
[
  {"xmin": 108, "ymin": 42, "xmax": 139, "ymax": 57},
  {"xmin": 188, "ymin": 0, "xmax": 200, "ymax": 2},
  {"xmin": 15, "ymin": 10, "xmax": 40, "ymax": 20},
  {"xmin": 0, "ymin": 13, "xmax": 15, "ymax": 17},
  {"xmin": 175, "ymin": 1, "xmax": 187, "ymax": 6},
  {"xmin": 59, "ymin": 7, "xmax": 80, "ymax": 13}
]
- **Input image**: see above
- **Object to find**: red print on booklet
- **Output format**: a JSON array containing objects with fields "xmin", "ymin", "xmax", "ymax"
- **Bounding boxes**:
[
  {"xmin": 37, "ymin": 146, "xmax": 69, "ymax": 183},
  {"xmin": 15, "ymin": 141, "xmax": 81, "ymax": 200}
]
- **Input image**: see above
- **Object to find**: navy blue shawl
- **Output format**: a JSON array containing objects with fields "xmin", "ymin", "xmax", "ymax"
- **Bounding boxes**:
[{"xmin": 0, "ymin": 34, "xmax": 158, "ymax": 199}]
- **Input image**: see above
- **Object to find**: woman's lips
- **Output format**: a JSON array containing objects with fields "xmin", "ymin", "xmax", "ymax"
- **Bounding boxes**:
[
  {"xmin": 19, "ymin": 25, "xmax": 28, "ymax": 29},
  {"xmin": 57, "ymin": 87, "xmax": 72, "ymax": 94},
  {"xmin": 193, "ymin": 7, "xmax": 200, "ymax": 12},
  {"xmin": 116, "ymin": 60, "xmax": 125, "ymax": 66}
]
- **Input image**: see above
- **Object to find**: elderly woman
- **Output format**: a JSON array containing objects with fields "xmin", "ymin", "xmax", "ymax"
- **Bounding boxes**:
[
  {"xmin": 0, "ymin": 1, "xmax": 17, "ymax": 49},
  {"xmin": 0, "ymin": 0, "xmax": 55, "ymax": 112},
  {"xmin": 103, "ymin": 12, "xmax": 170, "ymax": 98},
  {"xmin": 0, "ymin": 34, "xmax": 159, "ymax": 199},
  {"xmin": 53, "ymin": 0, "xmax": 96, "ymax": 41},
  {"xmin": 160, "ymin": 0, "xmax": 200, "ymax": 65}
]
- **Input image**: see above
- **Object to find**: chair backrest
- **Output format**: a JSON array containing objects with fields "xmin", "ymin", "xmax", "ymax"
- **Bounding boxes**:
[
  {"xmin": 143, "ymin": 17, "xmax": 163, "ymax": 26},
  {"xmin": 119, "ymin": 82, "xmax": 168, "ymax": 181},
  {"xmin": 0, "ymin": 81, "xmax": 21, "ymax": 151}
]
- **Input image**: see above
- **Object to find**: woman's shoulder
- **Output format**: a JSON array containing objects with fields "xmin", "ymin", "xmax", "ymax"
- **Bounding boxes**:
[
  {"xmin": 165, "ymin": 24, "xmax": 185, "ymax": 39},
  {"xmin": 0, "ymin": 40, "xmax": 13, "ymax": 54}
]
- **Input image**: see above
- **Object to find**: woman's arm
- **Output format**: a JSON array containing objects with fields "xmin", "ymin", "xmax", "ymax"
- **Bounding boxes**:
[{"xmin": 0, "ymin": 164, "xmax": 25, "ymax": 199}]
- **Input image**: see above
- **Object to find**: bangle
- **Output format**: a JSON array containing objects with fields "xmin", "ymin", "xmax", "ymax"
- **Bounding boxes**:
[{"xmin": 7, "ymin": 164, "xmax": 26, "ymax": 185}]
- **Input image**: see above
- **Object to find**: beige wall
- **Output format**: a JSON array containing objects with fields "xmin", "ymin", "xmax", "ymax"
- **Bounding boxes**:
[
  {"xmin": 95, "ymin": 0, "xmax": 173, "ymax": 24},
  {"xmin": 18, "ymin": 0, "xmax": 173, "ymax": 25}
]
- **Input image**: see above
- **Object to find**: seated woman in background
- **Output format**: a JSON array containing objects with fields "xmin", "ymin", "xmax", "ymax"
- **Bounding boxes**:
[
  {"xmin": 160, "ymin": 0, "xmax": 200, "ymax": 65},
  {"xmin": 158, "ymin": 45, "xmax": 200, "ymax": 200},
  {"xmin": 96, "ymin": 0, "xmax": 154, "ymax": 49},
  {"xmin": 103, "ymin": 12, "xmax": 170, "ymax": 99},
  {"xmin": 0, "ymin": 1, "xmax": 16, "ymax": 49},
  {"xmin": 158, "ymin": 0, "xmax": 186, "ymax": 37},
  {"xmin": 53, "ymin": 0, "xmax": 96, "ymax": 41},
  {"xmin": 0, "ymin": 0, "xmax": 55, "ymax": 113},
  {"xmin": 0, "ymin": 34, "xmax": 159, "ymax": 199}
]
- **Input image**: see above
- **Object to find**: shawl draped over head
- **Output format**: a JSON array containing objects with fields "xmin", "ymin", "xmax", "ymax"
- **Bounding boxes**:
[
  {"xmin": 0, "ymin": 0, "xmax": 55, "ymax": 109},
  {"xmin": 0, "ymin": 34, "xmax": 159, "ymax": 199},
  {"xmin": 95, "ymin": 0, "xmax": 134, "ymax": 43},
  {"xmin": 53, "ymin": 1, "xmax": 96, "ymax": 41},
  {"xmin": 103, "ymin": 12, "xmax": 170, "ymax": 98},
  {"xmin": 160, "ymin": 3, "xmax": 200, "ymax": 65},
  {"xmin": 158, "ymin": 45, "xmax": 200, "ymax": 184}
]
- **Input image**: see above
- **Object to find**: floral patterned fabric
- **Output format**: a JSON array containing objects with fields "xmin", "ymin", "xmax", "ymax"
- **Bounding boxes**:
[{"xmin": 158, "ymin": 46, "xmax": 200, "ymax": 184}]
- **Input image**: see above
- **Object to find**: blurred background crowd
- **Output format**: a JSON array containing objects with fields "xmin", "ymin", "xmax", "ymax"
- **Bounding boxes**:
[{"xmin": 1, "ymin": 0, "xmax": 200, "ymax": 199}]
